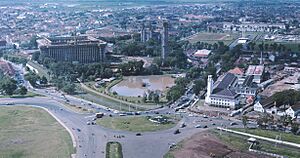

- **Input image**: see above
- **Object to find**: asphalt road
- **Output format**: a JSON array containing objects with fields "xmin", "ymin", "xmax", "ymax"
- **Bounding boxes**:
[
  {"xmin": 0, "ymin": 96, "xmax": 252, "ymax": 158},
  {"xmin": 1, "ymin": 61, "xmax": 256, "ymax": 158}
]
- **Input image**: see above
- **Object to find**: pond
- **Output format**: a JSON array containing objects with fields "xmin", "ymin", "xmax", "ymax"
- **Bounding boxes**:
[{"xmin": 110, "ymin": 75, "xmax": 175, "ymax": 97}]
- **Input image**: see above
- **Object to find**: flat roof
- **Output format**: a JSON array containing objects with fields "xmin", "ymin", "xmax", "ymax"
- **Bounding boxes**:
[
  {"xmin": 194, "ymin": 49, "xmax": 211, "ymax": 57},
  {"xmin": 246, "ymin": 65, "xmax": 264, "ymax": 76}
]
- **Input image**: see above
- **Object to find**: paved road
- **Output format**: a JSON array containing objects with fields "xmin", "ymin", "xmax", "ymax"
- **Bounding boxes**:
[
  {"xmin": 0, "ymin": 96, "xmax": 252, "ymax": 158},
  {"xmin": 2, "ymin": 60, "xmax": 256, "ymax": 158}
]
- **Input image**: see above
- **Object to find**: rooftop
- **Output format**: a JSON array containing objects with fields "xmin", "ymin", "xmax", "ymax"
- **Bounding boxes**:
[{"xmin": 246, "ymin": 65, "xmax": 264, "ymax": 76}]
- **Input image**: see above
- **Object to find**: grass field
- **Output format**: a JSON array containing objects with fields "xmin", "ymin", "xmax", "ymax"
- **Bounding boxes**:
[
  {"xmin": 214, "ymin": 130, "xmax": 300, "ymax": 158},
  {"xmin": 186, "ymin": 32, "xmax": 239, "ymax": 45},
  {"xmin": 97, "ymin": 116, "xmax": 180, "ymax": 132},
  {"xmin": 0, "ymin": 106, "xmax": 74, "ymax": 158},
  {"xmin": 106, "ymin": 142, "xmax": 123, "ymax": 158},
  {"xmin": 0, "ymin": 92, "xmax": 42, "ymax": 98},
  {"xmin": 233, "ymin": 128, "xmax": 300, "ymax": 144}
]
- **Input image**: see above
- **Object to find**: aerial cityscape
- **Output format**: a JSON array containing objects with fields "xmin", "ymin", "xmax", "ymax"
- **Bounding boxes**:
[{"xmin": 0, "ymin": 0, "xmax": 300, "ymax": 158}]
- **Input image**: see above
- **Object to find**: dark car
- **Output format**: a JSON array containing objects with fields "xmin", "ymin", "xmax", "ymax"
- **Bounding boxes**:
[
  {"xmin": 136, "ymin": 133, "xmax": 142, "ymax": 136},
  {"xmin": 174, "ymin": 129, "xmax": 180, "ymax": 134}
]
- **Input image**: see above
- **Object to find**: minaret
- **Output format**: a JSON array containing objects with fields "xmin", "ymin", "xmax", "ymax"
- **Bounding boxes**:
[
  {"xmin": 205, "ymin": 75, "xmax": 214, "ymax": 104},
  {"xmin": 161, "ymin": 21, "xmax": 169, "ymax": 62},
  {"xmin": 260, "ymin": 51, "xmax": 263, "ymax": 65}
]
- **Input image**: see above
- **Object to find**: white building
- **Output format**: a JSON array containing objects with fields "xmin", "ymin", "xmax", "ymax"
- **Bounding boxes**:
[
  {"xmin": 245, "ymin": 65, "xmax": 264, "ymax": 84},
  {"xmin": 205, "ymin": 72, "xmax": 258, "ymax": 109},
  {"xmin": 286, "ymin": 104, "xmax": 300, "ymax": 119}
]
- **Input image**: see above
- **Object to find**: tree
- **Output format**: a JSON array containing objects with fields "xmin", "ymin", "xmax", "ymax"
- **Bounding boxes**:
[
  {"xmin": 291, "ymin": 121, "xmax": 299, "ymax": 135},
  {"xmin": 193, "ymin": 79, "xmax": 206, "ymax": 95},
  {"xmin": 61, "ymin": 83, "xmax": 76, "ymax": 95},
  {"xmin": 242, "ymin": 115, "xmax": 248, "ymax": 129},
  {"xmin": 0, "ymin": 77, "xmax": 17, "ymax": 95},
  {"xmin": 25, "ymin": 72, "xmax": 40, "ymax": 87},
  {"xmin": 40, "ymin": 76, "xmax": 48, "ymax": 85},
  {"xmin": 153, "ymin": 93, "xmax": 160, "ymax": 104},
  {"xmin": 18, "ymin": 86, "xmax": 28, "ymax": 95}
]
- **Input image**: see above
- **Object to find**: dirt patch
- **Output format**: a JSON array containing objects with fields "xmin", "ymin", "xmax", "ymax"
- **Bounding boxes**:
[{"xmin": 171, "ymin": 132, "xmax": 269, "ymax": 158}]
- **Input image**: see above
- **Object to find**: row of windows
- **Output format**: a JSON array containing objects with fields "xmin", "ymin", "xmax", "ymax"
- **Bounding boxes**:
[
  {"xmin": 211, "ymin": 101, "xmax": 230, "ymax": 106},
  {"xmin": 211, "ymin": 98, "xmax": 231, "ymax": 103}
]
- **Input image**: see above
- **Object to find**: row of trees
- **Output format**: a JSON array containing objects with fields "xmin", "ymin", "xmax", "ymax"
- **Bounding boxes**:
[{"xmin": 166, "ymin": 77, "xmax": 190, "ymax": 102}]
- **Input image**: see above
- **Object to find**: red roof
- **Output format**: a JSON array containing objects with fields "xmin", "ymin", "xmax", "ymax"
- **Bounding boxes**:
[{"xmin": 228, "ymin": 67, "xmax": 244, "ymax": 75}]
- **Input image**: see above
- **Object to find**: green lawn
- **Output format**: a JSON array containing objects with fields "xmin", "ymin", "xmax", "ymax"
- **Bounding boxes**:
[
  {"xmin": 97, "ymin": 116, "xmax": 180, "ymax": 132},
  {"xmin": 187, "ymin": 32, "xmax": 239, "ymax": 45},
  {"xmin": 0, "ymin": 106, "xmax": 75, "ymax": 158},
  {"xmin": 0, "ymin": 92, "xmax": 42, "ymax": 98},
  {"xmin": 214, "ymin": 130, "xmax": 300, "ymax": 158},
  {"xmin": 233, "ymin": 128, "xmax": 300, "ymax": 144},
  {"xmin": 106, "ymin": 142, "xmax": 123, "ymax": 158}
]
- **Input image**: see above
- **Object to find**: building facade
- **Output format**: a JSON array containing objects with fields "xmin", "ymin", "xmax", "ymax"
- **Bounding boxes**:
[{"xmin": 37, "ymin": 35, "xmax": 107, "ymax": 63}]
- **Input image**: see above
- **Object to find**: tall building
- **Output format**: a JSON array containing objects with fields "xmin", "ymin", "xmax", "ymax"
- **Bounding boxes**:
[
  {"xmin": 161, "ymin": 21, "xmax": 169, "ymax": 61},
  {"xmin": 141, "ymin": 24, "xmax": 147, "ymax": 43},
  {"xmin": 37, "ymin": 35, "xmax": 107, "ymax": 63}
]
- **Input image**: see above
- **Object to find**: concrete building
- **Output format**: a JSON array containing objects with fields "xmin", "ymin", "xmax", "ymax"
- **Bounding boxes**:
[
  {"xmin": 141, "ymin": 24, "xmax": 147, "ymax": 43},
  {"xmin": 245, "ymin": 65, "xmax": 264, "ymax": 84},
  {"xmin": 37, "ymin": 35, "xmax": 107, "ymax": 63},
  {"xmin": 286, "ymin": 104, "xmax": 300, "ymax": 119},
  {"xmin": 161, "ymin": 21, "xmax": 169, "ymax": 61}
]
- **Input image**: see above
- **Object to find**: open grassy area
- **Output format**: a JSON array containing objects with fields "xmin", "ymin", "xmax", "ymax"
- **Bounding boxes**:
[
  {"xmin": 186, "ymin": 32, "xmax": 239, "ymax": 45},
  {"xmin": 97, "ymin": 116, "xmax": 180, "ymax": 132},
  {"xmin": 233, "ymin": 128, "xmax": 300, "ymax": 144},
  {"xmin": 0, "ymin": 91, "xmax": 42, "ymax": 98},
  {"xmin": 214, "ymin": 130, "xmax": 300, "ymax": 158},
  {"xmin": 0, "ymin": 106, "xmax": 74, "ymax": 158},
  {"xmin": 106, "ymin": 142, "xmax": 123, "ymax": 158}
]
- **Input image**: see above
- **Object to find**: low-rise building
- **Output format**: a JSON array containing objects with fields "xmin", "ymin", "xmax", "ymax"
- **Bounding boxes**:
[
  {"xmin": 286, "ymin": 104, "xmax": 300, "ymax": 119},
  {"xmin": 245, "ymin": 65, "xmax": 264, "ymax": 84}
]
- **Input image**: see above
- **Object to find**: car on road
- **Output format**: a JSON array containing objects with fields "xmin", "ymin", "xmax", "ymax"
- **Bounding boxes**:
[
  {"xmin": 195, "ymin": 125, "xmax": 201, "ymax": 128},
  {"xmin": 169, "ymin": 143, "xmax": 176, "ymax": 149},
  {"xmin": 86, "ymin": 122, "xmax": 91, "ymax": 125},
  {"xmin": 136, "ymin": 133, "xmax": 142, "ymax": 136},
  {"xmin": 203, "ymin": 125, "xmax": 208, "ymax": 128},
  {"xmin": 180, "ymin": 123, "xmax": 186, "ymax": 128},
  {"xmin": 174, "ymin": 129, "xmax": 180, "ymax": 134},
  {"xmin": 77, "ymin": 128, "xmax": 81, "ymax": 132},
  {"xmin": 211, "ymin": 123, "xmax": 215, "ymax": 125},
  {"xmin": 5, "ymin": 102, "xmax": 14, "ymax": 105},
  {"xmin": 230, "ymin": 122, "xmax": 238, "ymax": 126}
]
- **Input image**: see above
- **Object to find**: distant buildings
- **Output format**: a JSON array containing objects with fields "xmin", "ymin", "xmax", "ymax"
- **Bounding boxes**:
[
  {"xmin": 223, "ymin": 23, "xmax": 286, "ymax": 32},
  {"xmin": 37, "ymin": 35, "xmax": 107, "ymax": 63},
  {"xmin": 161, "ymin": 21, "xmax": 169, "ymax": 61}
]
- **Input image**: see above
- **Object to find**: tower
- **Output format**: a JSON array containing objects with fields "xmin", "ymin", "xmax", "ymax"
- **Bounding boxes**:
[
  {"xmin": 161, "ymin": 21, "xmax": 169, "ymax": 62},
  {"xmin": 205, "ymin": 75, "xmax": 214, "ymax": 103},
  {"xmin": 141, "ymin": 24, "xmax": 147, "ymax": 43},
  {"xmin": 260, "ymin": 51, "xmax": 263, "ymax": 65},
  {"xmin": 147, "ymin": 22, "xmax": 153, "ymax": 41}
]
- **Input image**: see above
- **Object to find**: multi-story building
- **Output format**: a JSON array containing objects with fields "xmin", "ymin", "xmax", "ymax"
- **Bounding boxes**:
[{"xmin": 37, "ymin": 35, "xmax": 107, "ymax": 63}]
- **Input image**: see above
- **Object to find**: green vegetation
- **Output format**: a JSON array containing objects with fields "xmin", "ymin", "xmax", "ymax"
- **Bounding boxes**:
[
  {"xmin": 0, "ymin": 91, "xmax": 41, "ymax": 98},
  {"xmin": 233, "ymin": 128, "xmax": 300, "ymax": 144},
  {"xmin": 187, "ymin": 32, "xmax": 239, "ymax": 45},
  {"xmin": 213, "ymin": 130, "xmax": 300, "ymax": 158},
  {"xmin": 106, "ymin": 142, "xmax": 123, "ymax": 158},
  {"xmin": 3, "ymin": 54, "xmax": 27, "ymax": 66},
  {"xmin": 27, "ymin": 61, "xmax": 50, "ymax": 80},
  {"xmin": 0, "ymin": 71, "xmax": 32, "ymax": 97},
  {"xmin": 97, "ymin": 116, "xmax": 180, "ymax": 132},
  {"xmin": 0, "ymin": 106, "xmax": 74, "ymax": 158},
  {"xmin": 166, "ymin": 77, "xmax": 189, "ymax": 101}
]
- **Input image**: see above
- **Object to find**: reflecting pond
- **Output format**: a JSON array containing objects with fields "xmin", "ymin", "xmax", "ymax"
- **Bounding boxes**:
[{"xmin": 110, "ymin": 75, "xmax": 175, "ymax": 97}]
